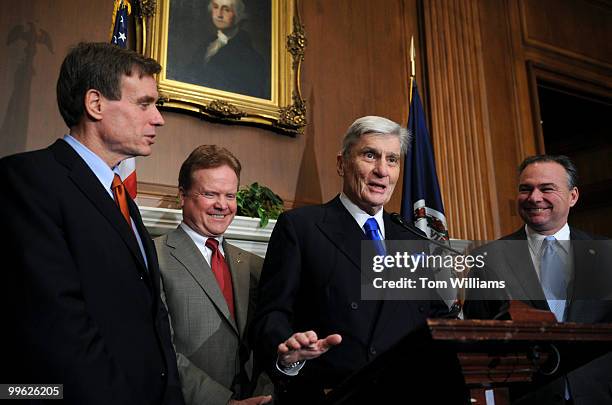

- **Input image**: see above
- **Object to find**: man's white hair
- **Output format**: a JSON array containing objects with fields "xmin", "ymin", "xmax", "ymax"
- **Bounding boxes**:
[{"xmin": 341, "ymin": 116, "xmax": 410, "ymax": 159}]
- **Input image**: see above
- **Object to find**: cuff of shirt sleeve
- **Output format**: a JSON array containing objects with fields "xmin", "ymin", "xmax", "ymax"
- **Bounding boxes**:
[{"xmin": 276, "ymin": 357, "xmax": 305, "ymax": 376}]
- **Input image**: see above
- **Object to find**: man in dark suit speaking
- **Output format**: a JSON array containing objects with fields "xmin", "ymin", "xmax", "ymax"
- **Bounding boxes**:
[
  {"xmin": 250, "ymin": 116, "xmax": 448, "ymax": 402},
  {"xmin": 0, "ymin": 43, "xmax": 184, "ymax": 405}
]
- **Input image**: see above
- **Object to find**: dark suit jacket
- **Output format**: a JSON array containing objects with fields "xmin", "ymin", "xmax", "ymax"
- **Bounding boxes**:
[
  {"xmin": 250, "ymin": 196, "xmax": 443, "ymax": 400},
  {"xmin": 0, "ymin": 139, "xmax": 184, "ymax": 405},
  {"xmin": 464, "ymin": 227, "xmax": 612, "ymax": 405}
]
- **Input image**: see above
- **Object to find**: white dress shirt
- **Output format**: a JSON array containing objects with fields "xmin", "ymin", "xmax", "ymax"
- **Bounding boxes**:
[
  {"xmin": 339, "ymin": 193, "xmax": 386, "ymax": 238},
  {"xmin": 179, "ymin": 222, "xmax": 225, "ymax": 266}
]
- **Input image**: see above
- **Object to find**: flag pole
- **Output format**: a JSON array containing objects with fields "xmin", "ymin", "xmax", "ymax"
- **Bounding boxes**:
[
  {"xmin": 408, "ymin": 36, "xmax": 415, "ymax": 126},
  {"xmin": 410, "ymin": 35, "xmax": 416, "ymax": 78}
]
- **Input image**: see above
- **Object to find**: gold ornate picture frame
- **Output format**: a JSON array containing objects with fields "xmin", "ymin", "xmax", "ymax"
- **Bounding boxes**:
[{"xmin": 135, "ymin": 0, "xmax": 306, "ymax": 135}]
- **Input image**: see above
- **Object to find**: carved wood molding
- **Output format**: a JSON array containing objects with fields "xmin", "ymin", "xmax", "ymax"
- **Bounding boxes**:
[
  {"xmin": 422, "ymin": 0, "xmax": 498, "ymax": 239},
  {"xmin": 518, "ymin": 0, "xmax": 612, "ymax": 71}
]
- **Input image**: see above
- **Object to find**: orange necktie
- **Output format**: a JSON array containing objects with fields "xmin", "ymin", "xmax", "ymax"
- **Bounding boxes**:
[
  {"xmin": 205, "ymin": 238, "xmax": 235, "ymax": 319},
  {"xmin": 111, "ymin": 174, "xmax": 131, "ymax": 227}
]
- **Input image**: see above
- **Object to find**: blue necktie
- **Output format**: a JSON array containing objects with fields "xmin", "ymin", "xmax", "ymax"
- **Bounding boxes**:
[
  {"xmin": 363, "ymin": 218, "xmax": 386, "ymax": 256},
  {"xmin": 540, "ymin": 236, "xmax": 567, "ymax": 322}
]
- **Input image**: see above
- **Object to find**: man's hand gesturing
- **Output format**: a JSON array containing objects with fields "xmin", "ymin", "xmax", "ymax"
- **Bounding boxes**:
[{"xmin": 277, "ymin": 330, "xmax": 342, "ymax": 366}]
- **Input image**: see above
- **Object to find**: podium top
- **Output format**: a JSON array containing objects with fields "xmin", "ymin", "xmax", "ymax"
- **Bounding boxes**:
[{"xmin": 428, "ymin": 318, "xmax": 612, "ymax": 342}]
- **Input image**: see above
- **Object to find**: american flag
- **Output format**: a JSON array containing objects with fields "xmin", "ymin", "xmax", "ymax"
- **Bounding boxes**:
[{"xmin": 110, "ymin": 0, "xmax": 138, "ymax": 199}]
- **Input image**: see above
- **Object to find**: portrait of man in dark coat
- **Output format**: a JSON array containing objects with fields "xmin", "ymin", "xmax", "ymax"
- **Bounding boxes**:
[{"xmin": 167, "ymin": 0, "xmax": 271, "ymax": 100}]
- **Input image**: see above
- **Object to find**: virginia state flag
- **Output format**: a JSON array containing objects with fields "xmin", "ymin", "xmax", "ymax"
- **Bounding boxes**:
[
  {"xmin": 400, "ymin": 81, "xmax": 449, "ymax": 240},
  {"xmin": 109, "ymin": 0, "xmax": 138, "ymax": 199}
]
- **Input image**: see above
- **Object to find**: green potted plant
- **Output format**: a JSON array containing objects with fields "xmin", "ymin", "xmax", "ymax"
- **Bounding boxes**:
[{"xmin": 236, "ymin": 182, "xmax": 284, "ymax": 228}]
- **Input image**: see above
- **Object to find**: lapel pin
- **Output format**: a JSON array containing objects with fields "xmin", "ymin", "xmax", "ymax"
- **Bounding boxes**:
[{"xmin": 588, "ymin": 249, "xmax": 596, "ymax": 255}]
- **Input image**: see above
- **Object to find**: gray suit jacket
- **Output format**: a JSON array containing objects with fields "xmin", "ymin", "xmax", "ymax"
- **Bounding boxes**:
[{"xmin": 156, "ymin": 226, "xmax": 264, "ymax": 405}]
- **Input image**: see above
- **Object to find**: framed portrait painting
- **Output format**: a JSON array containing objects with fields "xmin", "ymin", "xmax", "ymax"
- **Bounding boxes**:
[{"xmin": 136, "ymin": 0, "xmax": 306, "ymax": 135}]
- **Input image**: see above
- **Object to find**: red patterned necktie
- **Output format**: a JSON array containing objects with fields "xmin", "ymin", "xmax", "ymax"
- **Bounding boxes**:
[
  {"xmin": 205, "ymin": 238, "xmax": 235, "ymax": 319},
  {"xmin": 111, "ymin": 174, "xmax": 131, "ymax": 227}
]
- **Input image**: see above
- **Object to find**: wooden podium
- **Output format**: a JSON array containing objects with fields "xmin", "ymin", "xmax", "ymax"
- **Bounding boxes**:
[{"xmin": 325, "ymin": 302, "xmax": 612, "ymax": 404}]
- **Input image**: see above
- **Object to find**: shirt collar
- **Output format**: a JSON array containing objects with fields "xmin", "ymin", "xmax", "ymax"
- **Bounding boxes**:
[
  {"xmin": 525, "ymin": 223, "xmax": 570, "ymax": 255},
  {"xmin": 63, "ymin": 134, "xmax": 118, "ymax": 196},
  {"xmin": 180, "ymin": 222, "xmax": 224, "ymax": 247},
  {"xmin": 339, "ymin": 193, "xmax": 385, "ymax": 238},
  {"xmin": 216, "ymin": 27, "xmax": 238, "ymax": 43},
  {"xmin": 216, "ymin": 30, "xmax": 229, "ymax": 45}
]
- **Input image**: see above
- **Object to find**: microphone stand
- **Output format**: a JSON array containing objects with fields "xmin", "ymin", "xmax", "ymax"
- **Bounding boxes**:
[
  {"xmin": 389, "ymin": 213, "xmax": 463, "ymax": 318},
  {"xmin": 390, "ymin": 212, "xmax": 464, "ymax": 256}
]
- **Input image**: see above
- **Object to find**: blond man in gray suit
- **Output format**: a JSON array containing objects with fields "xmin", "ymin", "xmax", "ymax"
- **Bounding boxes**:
[{"xmin": 156, "ymin": 145, "xmax": 271, "ymax": 405}]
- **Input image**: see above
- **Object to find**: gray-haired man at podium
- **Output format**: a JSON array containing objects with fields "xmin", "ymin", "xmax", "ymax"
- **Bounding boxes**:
[{"xmin": 250, "ymin": 116, "xmax": 454, "ymax": 403}]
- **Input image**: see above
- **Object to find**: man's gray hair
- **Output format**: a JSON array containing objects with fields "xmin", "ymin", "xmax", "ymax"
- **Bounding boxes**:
[
  {"xmin": 341, "ymin": 116, "xmax": 410, "ymax": 159},
  {"xmin": 208, "ymin": 0, "xmax": 247, "ymax": 25}
]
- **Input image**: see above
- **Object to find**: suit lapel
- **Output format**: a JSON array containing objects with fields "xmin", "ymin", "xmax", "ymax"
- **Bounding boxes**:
[
  {"xmin": 129, "ymin": 199, "xmax": 156, "ymax": 288},
  {"xmin": 51, "ymin": 140, "xmax": 148, "ymax": 274},
  {"xmin": 370, "ymin": 213, "xmax": 422, "ymax": 340},
  {"xmin": 565, "ymin": 228, "xmax": 597, "ymax": 321},
  {"xmin": 316, "ymin": 196, "xmax": 365, "ymax": 272},
  {"xmin": 167, "ymin": 227, "xmax": 238, "ymax": 334},
  {"xmin": 500, "ymin": 229, "xmax": 548, "ymax": 309},
  {"xmin": 224, "ymin": 242, "xmax": 250, "ymax": 338}
]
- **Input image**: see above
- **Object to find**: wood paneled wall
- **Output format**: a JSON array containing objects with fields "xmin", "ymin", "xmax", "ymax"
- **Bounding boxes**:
[
  {"xmin": 1, "ymin": 0, "xmax": 610, "ymax": 239},
  {"xmin": 0, "ymin": 1, "xmax": 113, "ymax": 157},
  {"xmin": 422, "ymin": 0, "xmax": 499, "ymax": 240},
  {"xmin": 420, "ymin": 0, "xmax": 612, "ymax": 239},
  {"xmin": 295, "ymin": 0, "xmax": 422, "ymax": 212}
]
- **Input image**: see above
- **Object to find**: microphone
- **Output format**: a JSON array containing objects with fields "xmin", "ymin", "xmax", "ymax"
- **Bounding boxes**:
[
  {"xmin": 389, "ymin": 212, "xmax": 463, "ymax": 317},
  {"xmin": 389, "ymin": 212, "xmax": 463, "ymax": 255}
]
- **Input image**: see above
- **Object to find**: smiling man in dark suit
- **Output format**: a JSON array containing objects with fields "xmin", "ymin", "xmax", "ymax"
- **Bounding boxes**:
[
  {"xmin": 250, "ymin": 116, "xmax": 449, "ymax": 403},
  {"xmin": 1, "ymin": 42, "xmax": 184, "ymax": 405},
  {"xmin": 464, "ymin": 155, "xmax": 612, "ymax": 405}
]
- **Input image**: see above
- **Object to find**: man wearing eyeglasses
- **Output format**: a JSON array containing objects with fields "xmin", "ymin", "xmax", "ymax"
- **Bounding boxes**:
[{"xmin": 155, "ymin": 145, "xmax": 271, "ymax": 405}]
